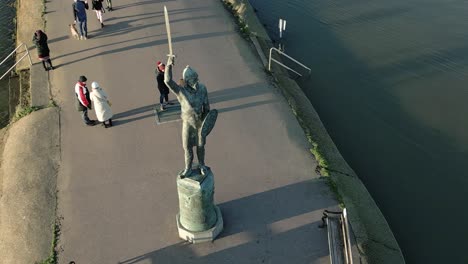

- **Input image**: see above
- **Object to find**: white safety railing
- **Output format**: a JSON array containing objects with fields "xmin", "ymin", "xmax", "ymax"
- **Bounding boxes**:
[
  {"xmin": 0, "ymin": 43, "xmax": 33, "ymax": 80},
  {"xmin": 268, "ymin": 47, "xmax": 311, "ymax": 77}
]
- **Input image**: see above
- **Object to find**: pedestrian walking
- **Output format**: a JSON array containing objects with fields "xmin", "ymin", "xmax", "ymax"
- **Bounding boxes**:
[
  {"xmin": 105, "ymin": 0, "xmax": 113, "ymax": 11},
  {"xmin": 156, "ymin": 61, "xmax": 171, "ymax": 111},
  {"xmin": 32, "ymin": 30, "xmax": 54, "ymax": 71},
  {"xmin": 75, "ymin": 76, "xmax": 96, "ymax": 126},
  {"xmin": 72, "ymin": 0, "xmax": 89, "ymax": 39},
  {"xmin": 90, "ymin": 82, "xmax": 113, "ymax": 128},
  {"xmin": 92, "ymin": 0, "xmax": 105, "ymax": 28}
]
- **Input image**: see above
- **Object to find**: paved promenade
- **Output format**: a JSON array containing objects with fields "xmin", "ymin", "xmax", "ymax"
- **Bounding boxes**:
[{"xmin": 46, "ymin": 0, "xmax": 338, "ymax": 263}]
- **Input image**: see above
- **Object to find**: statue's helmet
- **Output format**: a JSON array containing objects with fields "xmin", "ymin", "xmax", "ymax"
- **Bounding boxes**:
[{"xmin": 182, "ymin": 65, "xmax": 199, "ymax": 88}]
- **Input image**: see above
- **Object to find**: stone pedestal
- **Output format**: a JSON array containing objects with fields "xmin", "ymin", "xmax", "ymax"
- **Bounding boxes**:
[{"xmin": 176, "ymin": 169, "xmax": 223, "ymax": 243}]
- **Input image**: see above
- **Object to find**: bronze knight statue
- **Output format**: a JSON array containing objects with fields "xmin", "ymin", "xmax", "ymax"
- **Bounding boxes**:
[{"xmin": 164, "ymin": 56, "xmax": 217, "ymax": 177}]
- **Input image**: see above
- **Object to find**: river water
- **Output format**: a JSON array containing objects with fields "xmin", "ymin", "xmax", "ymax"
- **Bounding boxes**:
[
  {"xmin": 249, "ymin": 0, "xmax": 468, "ymax": 263},
  {"xmin": 0, "ymin": 0, "xmax": 16, "ymax": 127}
]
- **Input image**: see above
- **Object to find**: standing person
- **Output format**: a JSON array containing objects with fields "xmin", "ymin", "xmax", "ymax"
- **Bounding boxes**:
[
  {"xmin": 90, "ymin": 82, "xmax": 113, "ymax": 128},
  {"xmin": 75, "ymin": 76, "xmax": 96, "ymax": 126},
  {"xmin": 156, "ymin": 61, "xmax": 171, "ymax": 111},
  {"xmin": 105, "ymin": 0, "xmax": 113, "ymax": 11},
  {"xmin": 72, "ymin": 0, "xmax": 89, "ymax": 40},
  {"xmin": 92, "ymin": 0, "xmax": 105, "ymax": 28},
  {"xmin": 32, "ymin": 30, "xmax": 54, "ymax": 71}
]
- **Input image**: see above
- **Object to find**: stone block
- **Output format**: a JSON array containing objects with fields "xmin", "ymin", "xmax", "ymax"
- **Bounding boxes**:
[
  {"xmin": 176, "ymin": 205, "xmax": 223, "ymax": 243},
  {"xmin": 176, "ymin": 169, "xmax": 223, "ymax": 243}
]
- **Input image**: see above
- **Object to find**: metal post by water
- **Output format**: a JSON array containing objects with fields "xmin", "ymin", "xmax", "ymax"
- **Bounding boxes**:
[{"xmin": 278, "ymin": 18, "xmax": 286, "ymax": 51}]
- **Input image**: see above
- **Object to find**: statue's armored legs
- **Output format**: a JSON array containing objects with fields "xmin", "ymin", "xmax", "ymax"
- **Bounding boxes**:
[
  {"xmin": 181, "ymin": 122, "xmax": 194, "ymax": 177},
  {"xmin": 197, "ymin": 133, "xmax": 209, "ymax": 175},
  {"xmin": 197, "ymin": 146, "xmax": 209, "ymax": 175}
]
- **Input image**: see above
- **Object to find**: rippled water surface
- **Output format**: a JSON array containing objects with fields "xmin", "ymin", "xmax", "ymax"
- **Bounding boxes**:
[
  {"xmin": 250, "ymin": 0, "xmax": 468, "ymax": 263},
  {"xmin": 0, "ymin": 0, "xmax": 15, "ymax": 126}
]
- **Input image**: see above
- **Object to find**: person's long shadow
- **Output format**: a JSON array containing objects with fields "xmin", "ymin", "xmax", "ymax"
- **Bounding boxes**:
[
  {"xmin": 112, "ymin": 83, "xmax": 276, "ymax": 126},
  {"xmin": 209, "ymin": 82, "xmax": 278, "ymax": 113},
  {"xmin": 209, "ymin": 83, "xmax": 268, "ymax": 104},
  {"xmin": 53, "ymin": 34, "xmax": 159, "ymax": 61},
  {"xmin": 111, "ymin": 104, "xmax": 156, "ymax": 127},
  {"xmin": 112, "ymin": 0, "xmax": 174, "ymax": 10},
  {"xmin": 58, "ymin": 30, "xmax": 232, "ymax": 67},
  {"xmin": 105, "ymin": 6, "xmax": 209, "ymax": 22},
  {"xmin": 48, "ymin": 35, "xmax": 69, "ymax": 44},
  {"xmin": 118, "ymin": 179, "xmax": 337, "ymax": 263},
  {"xmin": 90, "ymin": 14, "xmax": 220, "ymax": 40}
]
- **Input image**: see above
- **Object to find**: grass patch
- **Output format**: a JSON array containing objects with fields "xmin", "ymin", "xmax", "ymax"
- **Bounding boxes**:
[
  {"xmin": 324, "ymin": 176, "xmax": 345, "ymax": 208},
  {"xmin": 47, "ymin": 99, "xmax": 57, "ymax": 108},
  {"xmin": 221, "ymin": 0, "xmax": 250, "ymax": 38},
  {"xmin": 38, "ymin": 190, "xmax": 60, "ymax": 264},
  {"xmin": 12, "ymin": 105, "xmax": 39, "ymax": 121}
]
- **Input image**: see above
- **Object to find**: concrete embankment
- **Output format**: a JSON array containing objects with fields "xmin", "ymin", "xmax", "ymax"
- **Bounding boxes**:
[
  {"xmin": 0, "ymin": 108, "xmax": 59, "ymax": 264},
  {"xmin": 0, "ymin": 0, "xmax": 59, "ymax": 263},
  {"xmin": 222, "ymin": 0, "xmax": 405, "ymax": 263}
]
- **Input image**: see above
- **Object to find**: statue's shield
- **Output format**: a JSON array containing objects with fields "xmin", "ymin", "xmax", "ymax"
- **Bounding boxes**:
[{"xmin": 201, "ymin": 109, "xmax": 218, "ymax": 138}]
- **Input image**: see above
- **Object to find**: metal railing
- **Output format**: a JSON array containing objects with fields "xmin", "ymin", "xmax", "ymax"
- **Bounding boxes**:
[
  {"xmin": 319, "ymin": 208, "xmax": 354, "ymax": 264},
  {"xmin": 0, "ymin": 43, "xmax": 33, "ymax": 80},
  {"xmin": 268, "ymin": 47, "xmax": 311, "ymax": 77}
]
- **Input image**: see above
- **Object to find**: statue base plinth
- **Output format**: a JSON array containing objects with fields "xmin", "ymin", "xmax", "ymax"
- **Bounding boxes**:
[
  {"xmin": 176, "ymin": 205, "xmax": 223, "ymax": 243},
  {"xmin": 176, "ymin": 168, "xmax": 223, "ymax": 243}
]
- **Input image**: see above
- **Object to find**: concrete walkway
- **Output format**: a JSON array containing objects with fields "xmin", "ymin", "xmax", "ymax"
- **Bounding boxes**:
[{"xmin": 46, "ymin": 0, "xmax": 338, "ymax": 263}]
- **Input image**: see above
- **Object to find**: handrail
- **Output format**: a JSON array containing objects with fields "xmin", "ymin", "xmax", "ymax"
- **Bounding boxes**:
[
  {"xmin": 268, "ymin": 47, "xmax": 311, "ymax": 77},
  {"xmin": 0, "ymin": 43, "xmax": 33, "ymax": 80},
  {"xmin": 319, "ymin": 208, "xmax": 354, "ymax": 264}
]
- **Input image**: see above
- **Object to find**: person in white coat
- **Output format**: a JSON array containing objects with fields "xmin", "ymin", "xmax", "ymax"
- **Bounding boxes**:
[{"xmin": 90, "ymin": 81, "xmax": 113, "ymax": 128}]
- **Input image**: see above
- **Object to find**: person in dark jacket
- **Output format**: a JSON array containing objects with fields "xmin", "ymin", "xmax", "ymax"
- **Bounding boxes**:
[
  {"xmin": 32, "ymin": 30, "xmax": 54, "ymax": 71},
  {"xmin": 72, "ymin": 0, "xmax": 89, "ymax": 39},
  {"xmin": 75, "ymin": 75, "xmax": 96, "ymax": 126},
  {"xmin": 105, "ymin": 0, "xmax": 113, "ymax": 11},
  {"xmin": 92, "ymin": 0, "xmax": 105, "ymax": 28},
  {"xmin": 156, "ymin": 61, "xmax": 171, "ymax": 111}
]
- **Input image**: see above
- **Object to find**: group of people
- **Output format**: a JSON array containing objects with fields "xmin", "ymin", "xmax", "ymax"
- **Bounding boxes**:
[
  {"xmin": 75, "ymin": 56, "xmax": 213, "ymax": 177},
  {"xmin": 75, "ymin": 76, "xmax": 113, "ymax": 127},
  {"xmin": 72, "ymin": 60, "xmax": 172, "ymax": 128},
  {"xmin": 73, "ymin": 60, "xmax": 173, "ymax": 128},
  {"xmin": 32, "ymin": 0, "xmax": 215, "ymax": 179},
  {"xmin": 72, "ymin": 59, "xmax": 184, "ymax": 129},
  {"xmin": 72, "ymin": 0, "xmax": 113, "ymax": 39}
]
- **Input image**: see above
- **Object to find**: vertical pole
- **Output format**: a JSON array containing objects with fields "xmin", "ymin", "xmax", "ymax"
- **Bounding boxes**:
[
  {"xmin": 24, "ymin": 44, "xmax": 33, "ymax": 66},
  {"xmin": 279, "ymin": 19, "xmax": 283, "ymax": 39},
  {"xmin": 268, "ymin": 48, "xmax": 273, "ymax": 72},
  {"xmin": 278, "ymin": 19, "xmax": 286, "ymax": 51}
]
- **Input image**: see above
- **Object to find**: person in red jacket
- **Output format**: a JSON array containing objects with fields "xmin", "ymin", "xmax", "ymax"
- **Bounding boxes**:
[{"xmin": 75, "ymin": 75, "xmax": 96, "ymax": 126}]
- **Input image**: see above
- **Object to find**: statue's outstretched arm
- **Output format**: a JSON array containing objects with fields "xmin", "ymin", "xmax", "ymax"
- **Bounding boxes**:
[{"xmin": 164, "ymin": 57, "xmax": 181, "ymax": 94}]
